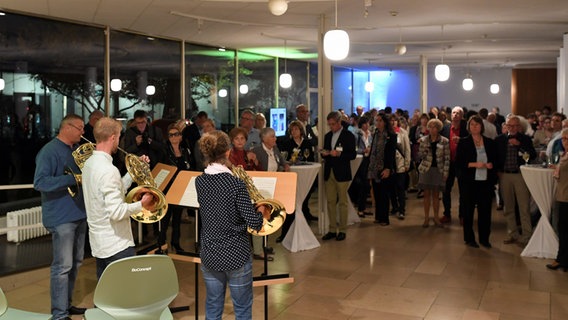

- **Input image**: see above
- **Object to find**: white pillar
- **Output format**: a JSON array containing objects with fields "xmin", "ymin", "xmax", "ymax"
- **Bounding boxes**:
[{"xmin": 420, "ymin": 55, "xmax": 428, "ymax": 113}]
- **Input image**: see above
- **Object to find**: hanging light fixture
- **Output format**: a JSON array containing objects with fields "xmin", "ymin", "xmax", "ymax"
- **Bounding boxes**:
[
  {"xmin": 110, "ymin": 78, "xmax": 122, "ymax": 92},
  {"xmin": 0, "ymin": 78, "xmax": 4, "ymax": 91},
  {"xmin": 239, "ymin": 84, "xmax": 249, "ymax": 94},
  {"xmin": 394, "ymin": 27, "xmax": 407, "ymax": 55},
  {"xmin": 279, "ymin": 40, "xmax": 292, "ymax": 89},
  {"xmin": 434, "ymin": 26, "xmax": 450, "ymax": 82},
  {"xmin": 490, "ymin": 83, "xmax": 500, "ymax": 94},
  {"xmin": 218, "ymin": 88, "xmax": 228, "ymax": 97},
  {"xmin": 461, "ymin": 53, "xmax": 473, "ymax": 91},
  {"xmin": 323, "ymin": 0, "xmax": 350, "ymax": 61},
  {"xmin": 268, "ymin": 0, "xmax": 288, "ymax": 16}
]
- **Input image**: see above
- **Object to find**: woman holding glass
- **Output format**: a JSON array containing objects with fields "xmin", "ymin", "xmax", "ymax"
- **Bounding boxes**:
[
  {"xmin": 283, "ymin": 120, "xmax": 315, "ymax": 163},
  {"xmin": 417, "ymin": 118, "xmax": 450, "ymax": 228},
  {"xmin": 455, "ymin": 115, "xmax": 497, "ymax": 248}
]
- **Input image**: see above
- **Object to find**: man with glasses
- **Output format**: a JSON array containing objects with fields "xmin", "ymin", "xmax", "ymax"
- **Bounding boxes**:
[
  {"xmin": 240, "ymin": 109, "xmax": 261, "ymax": 150},
  {"xmin": 121, "ymin": 109, "xmax": 165, "ymax": 169},
  {"xmin": 34, "ymin": 114, "xmax": 88, "ymax": 320},
  {"xmin": 495, "ymin": 115, "xmax": 536, "ymax": 247}
]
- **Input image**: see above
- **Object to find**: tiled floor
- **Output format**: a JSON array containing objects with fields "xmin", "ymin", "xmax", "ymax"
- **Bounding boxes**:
[{"xmin": 2, "ymin": 189, "xmax": 568, "ymax": 319}]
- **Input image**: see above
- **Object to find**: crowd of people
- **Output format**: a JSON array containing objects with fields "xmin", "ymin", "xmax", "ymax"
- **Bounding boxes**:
[{"xmin": 32, "ymin": 104, "xmax": 568, "ymax": 319}]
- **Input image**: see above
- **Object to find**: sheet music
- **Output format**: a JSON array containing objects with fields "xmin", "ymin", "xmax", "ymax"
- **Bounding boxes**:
[
  {"xmin": 179, "ymin": 177, "xmax": 199, "ymax": 207},
  {"xmin": 252, "ymin": 177, "xmax": 276, "ymax": 199},
  {"xmin": 153, "ymin": 169, "xmax": 170, "ymax": 188}
]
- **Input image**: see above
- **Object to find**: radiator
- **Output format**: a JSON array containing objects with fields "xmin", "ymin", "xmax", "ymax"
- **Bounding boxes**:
[{"xmin": 6, "ymin": 206, "xmax": 49, "ymax": 243}]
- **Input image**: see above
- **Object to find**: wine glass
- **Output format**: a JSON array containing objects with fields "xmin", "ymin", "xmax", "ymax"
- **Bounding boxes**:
[
  {"xmin": 522, "ymin": 152, "xmax": 530, "ymax": 165},
  {"xmin": 303, "ymin": 148, "xmax": 311, "ymax": 161},
  {"xmin": 281, "ymin": 151, "xmax": 288, "ymax": 161}
]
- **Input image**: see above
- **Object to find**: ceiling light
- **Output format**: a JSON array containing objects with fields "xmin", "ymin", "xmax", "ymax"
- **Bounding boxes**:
[
  {"xmin": 462, "ymin": 75, "xmax": 473, "ymax": 91},
  {"xmin": 0, "ymin": 78, "xmax": 4, "ymax": 90},
  {"xmin": 435, "ymin": 64, "xmax": 450, "ymax": 82},
  {"xmin": 395, "ymin": 43, "xmax": 406, "ymax": 55},
  {"xmin": 218, "ymin": 88, "xmax": 228, "ymax": 97},
  {"xmin": 280, "ymin": 39, "xmax": 292, "ymax": 88},
  {"xmin": 323, "ymin": 0, "xmax": 349, "ymax": 61},
  {"xmin": 110, "ymin": 78, "xmax": 122, "ymax": 92},
  {"xmin": 239, "ymin": 84, "xmax": 248, "ymax": 94},
  {"xmin": 490, "ymin": 83, "xmax": 500, "ymax": 94},
  {"xmin": 268, "ymin": 0, "xmax": 288, "ymax": 16},
  {"xmin": 146, "ymin": 85, "xmax": 156, "ymax": 96}
]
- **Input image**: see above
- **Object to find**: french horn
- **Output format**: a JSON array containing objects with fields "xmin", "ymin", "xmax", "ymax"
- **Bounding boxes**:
[
  {"xmin": 231, "ymin": 165, "xmax": 286, "ymax": 236},
  {"xmin": 66, "ymin": 142, "xmax": 96, "ymax": 198},
  {"xmin": 70, "ymin": 136, "xmax": 168, "ymax": 223}
]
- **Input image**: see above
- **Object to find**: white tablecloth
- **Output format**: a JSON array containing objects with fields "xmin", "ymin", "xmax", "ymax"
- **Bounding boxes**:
[
  {"xmin": 283, "ymin": 163, "xmax": 321, "ymax": 252},
  {"xmin": 520, "ymin": 165, "xmax": 558, "ymax": 259}
]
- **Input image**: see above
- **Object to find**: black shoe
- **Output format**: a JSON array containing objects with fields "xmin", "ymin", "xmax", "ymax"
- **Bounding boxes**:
[
  {"xmin": 171, "ymin": 243, "xmax": 185, "ymax": 253},
  {"xmin": 336, "ymin": 232, "xmax": 346, "ymax": 241},
  {"xmin": 275, "ymin": 236, "xmax": 284, "ymax": 243},
  {"xmin": 546, "ymin": 262, "xmax": 568, "ymax": 271},
  {"xmin": 397, "ymin": 212, "xmax": 405, "ymax": 220},
  {"xmin": 68, "ymin": 306, "xmax": 87, "ymax": 315},
  {"xmin": 322, "ymin": 232, "xmax": 336, "ymax": 240},
  {"xmin": 465, "ymin": 241, "xmax": 480, "ymax": 248},
  {"xmin": 480, "ymin": 241, "xmax": 492, "ymax": 248}
]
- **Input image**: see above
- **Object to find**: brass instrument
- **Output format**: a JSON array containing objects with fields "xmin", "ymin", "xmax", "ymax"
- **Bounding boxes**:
[
  {"xmin": 66, "ymin": 142, "xmax": 96, "ymax": 197},
  {"xmin": 231, "ymin": 165, "xmax": 286, "ymax": 236},
  {"xmin": 69, "ymin": 136, "xmax": 168, "ymax": 223}
]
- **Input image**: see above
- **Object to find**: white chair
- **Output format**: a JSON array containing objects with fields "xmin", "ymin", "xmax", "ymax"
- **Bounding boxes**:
[
  {"xmin": 84, "ymin": 255, "xmax": 179, "ymax": 320},
  {"xmin": 0, "ymin": 287, "xmax": 51, "ymax": 319}
]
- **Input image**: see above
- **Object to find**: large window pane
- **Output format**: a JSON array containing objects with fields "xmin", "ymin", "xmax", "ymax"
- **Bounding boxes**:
[
  {"xmin": 0, "ymin": 12, "xmax": 104, "ymax": 202},
  {"xmin": 185, "ymin": 44, "xmax": 236, "ymax": 131},
  {"xmin": 238, "ymin": 52, "xmax": 275, "ymax": 120}
]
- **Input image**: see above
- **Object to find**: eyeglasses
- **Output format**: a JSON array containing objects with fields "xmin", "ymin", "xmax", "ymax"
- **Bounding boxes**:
[
  {"xmin": 168, "ymin": 132, "xmax": 181, "ymax": 137},
  {"xmin": 68, "ymin": 123, "xmax": 84, "ymax": 131},
  {"xmin": 241, "ymin": 117, "xmax": 253, "ymax": 121}
]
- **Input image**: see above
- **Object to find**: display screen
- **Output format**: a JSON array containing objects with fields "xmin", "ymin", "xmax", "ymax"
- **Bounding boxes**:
[{"xmin": 270, "ymin": 108, "xmax": 287, "ymax": 137}]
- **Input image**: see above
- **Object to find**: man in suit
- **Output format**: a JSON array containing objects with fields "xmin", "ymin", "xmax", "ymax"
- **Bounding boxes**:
[
  {"xmin": 440, "ymin": 106, "xmax": 468, "ymax": 224},
  {"xmin": 495, "ymin": 115, "xmax": 536, "ymax": 246},
  {"xmin": 321, "ymin": 111, "xmax": 356, "ymax": 241}
]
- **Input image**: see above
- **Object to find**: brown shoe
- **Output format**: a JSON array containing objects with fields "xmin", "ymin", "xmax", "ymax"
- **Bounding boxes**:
[{"xmin": 503, "ymin": 237, "xmax": 517, "ymax": 245}]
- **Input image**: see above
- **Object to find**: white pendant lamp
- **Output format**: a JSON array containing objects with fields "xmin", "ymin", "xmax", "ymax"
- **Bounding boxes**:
[
  {"xmin": 145, "ymin": 85, "xmax": 156, "ymax": 96},
  {"xmin": 323, "ymin": 0, "xmax": 349, "ymax": 61},
  {"xmin": 462, "ymin": 75, "xmax": 473, "ymax": 91},
  {"xmin": 268, "ymin": 0, "xmax": 288, "ymax": 16},
  {"xmin": 394, "ymin": 27, "xmax": 407, "ymax": 55},
  {"xmin": 239, "ymin": 84, "xmax": 249, "ymax": 94},
  {"xmin": 218, "ymin": 88, "xmax": 228, "ymax": 97},
  {"xmin": 490, "ymin": 83, "xmax": 500, "ymax": 94},
  {"xmin": 279, "ymin": 40, "xmax": 292, "ymax": 88},
  {"xmin": 0, "ymin": 78, "xmax": 4, "ymax": 91},
  {"xmin": 110, "ymin": 78, "xmax": 122, "ymax": 92},
  {"xmin": 435, "ymin": 63, "xmax": 450, "ymax": 82}
]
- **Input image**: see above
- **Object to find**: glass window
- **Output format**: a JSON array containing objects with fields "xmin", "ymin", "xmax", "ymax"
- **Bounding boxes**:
[
  {"xmin": 278, "ymin": 59, "xmax": 308, "ymax": 122},
  {"xmin": 237, "ymin": 52, "xmax": 275, "ymax": 122}
]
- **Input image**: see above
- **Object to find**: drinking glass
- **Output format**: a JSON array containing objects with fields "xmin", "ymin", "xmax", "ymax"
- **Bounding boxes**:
[
  {"xmin": 303, "ymin": 148, "xmax": 310, "ymax": 161},
  {"xmin": 522, "ymin": 152, "xmax": 530, "ymax": 165}
]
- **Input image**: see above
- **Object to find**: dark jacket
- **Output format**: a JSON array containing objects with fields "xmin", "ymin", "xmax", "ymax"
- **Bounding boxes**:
[
  {"xmin": 120, "ymin": 124, "xmax": 165, "ymax": 169},
  {"xmin": 322, "ymin": 128, "xmax": 357, "ymax": 181},
  {"xmin": 494, "ymin": 132, "xmax": 536, "ymax": 172},
  {"xmin": 455, "ymin": 135, "xmax": 498, "ymax": 185}
]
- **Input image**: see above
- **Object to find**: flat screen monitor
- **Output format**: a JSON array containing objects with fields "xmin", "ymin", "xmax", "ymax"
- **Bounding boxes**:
[{"xmin": 270, "ymin": 108, "xmax": 287, "ymax": 137}]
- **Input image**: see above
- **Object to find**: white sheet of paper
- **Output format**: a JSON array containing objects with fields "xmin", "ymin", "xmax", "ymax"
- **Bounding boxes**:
[
  {"xmin": 153, "ymin": 169, "xmax": 170, "ymax": 188},
  {"xmin": 179, "ymin": 177, "xmax": 199, "ymax": 207},
  {"xmin": 252, "ymin": 177, "xmax": 276, "ymax": 199}
]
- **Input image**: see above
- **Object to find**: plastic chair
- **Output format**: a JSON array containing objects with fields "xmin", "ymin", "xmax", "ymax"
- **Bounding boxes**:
[
  {"xmin": 0, "ymin": 287, "xmax": 51, "ymax": 319},
  {"xmin": 84, "ymin": 255, "xmax": 179, "ymax": 320}
]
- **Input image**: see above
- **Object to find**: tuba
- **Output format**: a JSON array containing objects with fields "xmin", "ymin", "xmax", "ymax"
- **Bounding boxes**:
[
  {"xmin": 70, "ymin": 136, "xmax": 168, "ymax": 223},
  {"xmin": 231, "ymin": 165, "xmax": 286, "ymax": 236}
]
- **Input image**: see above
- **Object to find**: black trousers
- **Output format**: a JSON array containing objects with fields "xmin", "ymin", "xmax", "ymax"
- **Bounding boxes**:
[
  {"xmin": 556, "ymin": 201, "xmax": 568, "ymax": 265},
  {"xmin": 461, "ymin": 180, "xmax": 493, "ymax": 244}
]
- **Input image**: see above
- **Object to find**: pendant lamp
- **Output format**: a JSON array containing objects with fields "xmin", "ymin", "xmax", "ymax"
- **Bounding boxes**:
[
  {"xmin": 110, "ymin": 78, "xmax": 122, "ymax": 92},
  {"xmin": 323, "ymin": 0, "xmax": 349, "ymax": 61},
  {"xmin": 279, "ymin": 40, "xmax": 292, "ymax": 88}
]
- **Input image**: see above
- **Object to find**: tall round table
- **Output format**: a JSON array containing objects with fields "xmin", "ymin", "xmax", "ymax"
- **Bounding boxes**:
[
  {"xmin": 520, "ymin": 164, "xmax": 558, "ymax": 259},
  {"xmin": 282, "ymin": 162, "xmax": 321, "ymax": 252}
]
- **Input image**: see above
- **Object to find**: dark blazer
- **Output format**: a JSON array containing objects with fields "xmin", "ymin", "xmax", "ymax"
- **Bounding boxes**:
[
  {"xmin": 322, "ymin": 128, "xmax": 357, "ymax": 181},
  {"xmin": 252, "ymin": 145, "xmax": 287, "ymax": 172},
  {"xmin": 282, "ymin": 137, "xmax": 315, "ymax": 162},
  {"xmin": 182, "ymin": 123, "xmax": 201, "ymax": 168},
  {"xmin": 455, "ymin": 135, "xmax": 498, "ymax": 185},
  {"xmin": 494, "ymin": 132, "xmax": 536, "ymax": 172},
  {"xmin": 441, "ymin": 120, "xmax": 468, "ymax": 142}
]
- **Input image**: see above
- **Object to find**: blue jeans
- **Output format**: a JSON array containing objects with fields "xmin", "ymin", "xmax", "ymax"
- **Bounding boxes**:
[
  {"xmin": 46, "ymin": 219, "xmax": 87, "ymax": 320},
  {"xmin": 95, "ymin": 246, "xmax": 136, "ymax": 279},
  {"xmin": 201, "ymin": 259, "xmax": 253, "ymax": 320}
]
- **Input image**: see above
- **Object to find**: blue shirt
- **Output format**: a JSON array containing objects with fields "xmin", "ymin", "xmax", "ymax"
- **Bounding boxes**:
[{"xmin": 34, "ymin": 138, "xmax": 86, "ymax": 228}]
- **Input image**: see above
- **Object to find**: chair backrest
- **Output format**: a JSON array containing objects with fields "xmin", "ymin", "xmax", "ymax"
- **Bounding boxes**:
[
  {"xmin": 0, "ymin": 288, "xmax": 7, "ymax": 316},
  {"xmin": 93, "ymin": 255, "xmax": 179, "ymax": 320}
]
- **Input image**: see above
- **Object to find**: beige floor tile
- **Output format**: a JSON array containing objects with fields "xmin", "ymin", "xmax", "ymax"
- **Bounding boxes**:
[
  {"xmin": 462, "ymin": 309, "xmax": 500, "ymax": 320},
  {"xmin": 479, "ymin": 285, "xmax": 550, "ymax": 318},
  {"xmin": 551, "ymin": 292, "xmax": 568, "ymax": 320},
  {"xmin": 433, "ymin": 287, "xmax": 484, "ymax": 309},
  {"xmin": 424, "ymin": 304, "xmax": 466, "ymax": 320}
]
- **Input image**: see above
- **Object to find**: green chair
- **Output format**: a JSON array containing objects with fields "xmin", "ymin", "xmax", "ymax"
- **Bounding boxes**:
[
  {"xmin": 84, "ymin": 255, "xmax": 179, "ymax": 320},
  {"xmin": 0, "ymin": 287, "xmax": 51, "ymax": 319}
]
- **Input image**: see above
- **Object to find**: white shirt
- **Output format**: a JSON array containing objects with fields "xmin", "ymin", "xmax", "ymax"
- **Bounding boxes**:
[
  {"xmin": 262, "ymin": 143, "xmax": 278, "ymax": 172},
  {"xmin": 482, "ymin": 119, "xmax": 497, "ymax": 139},
  {"xmin": 82, "ymin": 150, "xmax": 142, "ymax": 258}
]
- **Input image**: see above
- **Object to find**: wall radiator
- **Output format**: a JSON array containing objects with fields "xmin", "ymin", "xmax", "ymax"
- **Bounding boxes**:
[{"xmin": 6, "ymin": 206, "xmax": 49, "ymax": 243}]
